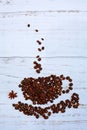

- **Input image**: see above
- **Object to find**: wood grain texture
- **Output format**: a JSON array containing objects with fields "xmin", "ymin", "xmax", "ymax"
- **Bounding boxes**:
[
  {"xmin": 0, "ymin": 0, "xmax": 87, "ymax": 130},
  {"xmin": 0, "ymin": 0, "xmax": 87, "ymax": 11}
]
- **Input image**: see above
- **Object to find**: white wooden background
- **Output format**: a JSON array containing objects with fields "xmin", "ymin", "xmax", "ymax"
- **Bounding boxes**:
[{"xmin": 0, "ymin": 0, "xmax": 87, "ymax": 130}]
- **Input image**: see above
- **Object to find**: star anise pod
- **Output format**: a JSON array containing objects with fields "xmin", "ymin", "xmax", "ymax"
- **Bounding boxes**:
[{"xmin": 8, "ymin": 90, "xmax": 17, "ymax": 99}]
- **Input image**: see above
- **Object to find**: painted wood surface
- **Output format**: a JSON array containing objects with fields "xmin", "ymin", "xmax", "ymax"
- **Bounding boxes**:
[{"xmin": 0, "ymin": 0, "xmax": 87, "ymax": 130}]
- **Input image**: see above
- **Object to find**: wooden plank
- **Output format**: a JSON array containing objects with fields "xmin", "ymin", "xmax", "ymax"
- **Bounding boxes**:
[
  {"xmin": 0, "ymin": 57, "xmax": 87, "ymax": 88},
  {"xmin": 0, "ymin": 0, "xmax": 87, "ymax": 12},
  {"xmin": 0, "ymin": 12, "xmax": 87, "ymax": 57}
]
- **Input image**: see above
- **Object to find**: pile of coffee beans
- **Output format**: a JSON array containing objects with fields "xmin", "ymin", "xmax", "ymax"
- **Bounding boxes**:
[{"xmin": 18, "ymin": 75, "xmax": 73, "ymax": 105}]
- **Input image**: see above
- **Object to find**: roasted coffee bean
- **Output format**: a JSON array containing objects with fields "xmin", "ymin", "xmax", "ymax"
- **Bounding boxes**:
[
  {"xmin": 42, "ymin": 46, "xmax": 45, "ymax": 50},
  {"xmin": 41, "ymin": 38, "xmax": 44, "ymax": 41},
  {"xmin": 27, "ymin": 24, "xmax": 30, "ymax": 27},
  {"xmin": 65, "ymin": 89, "xmax": 70, "ymax": 93},
  {"xmin": 35, "ymin": 29, "xmax": 39, "ymax": 32},
  {"xmin": 38, "ymin": 57, "xmax": 41, "ymax": 61},
  {"xmin": 36, "ymin": 40, "xmax": 42, "ymax": 45}
]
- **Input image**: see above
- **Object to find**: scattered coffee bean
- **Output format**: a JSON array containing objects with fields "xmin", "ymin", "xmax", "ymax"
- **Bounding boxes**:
[
  {"xmin": 36, "ymin": 69, "xmax": 40, "ymax": 73},
  {"xmin": 37, "ymin": 40, "xmax": 42, "ymax": 45},
  {"xmin": 41, "ymin": 38, "xmax": 44, "ymax": 41},
  {"xmin": 38, "ymin": 57, "xmax": 41, "ymax": 61},
  {"xmin": 36, "ymin": 55, "xmax": 40, "ymax": 58},
  {"xmin": 27, "ymin": 24, "xmax": 30, "ymax": 27},
  {"xmin": 42, "ymin": 46, "xmax": 45, "ymax": 50},
  {"xmin": 35, "ymin": 29, "xmax": 39, "ymax": 32},
  {"xmin": 38, "ymin": 48, "xmax": 42, "ymax": 52}
]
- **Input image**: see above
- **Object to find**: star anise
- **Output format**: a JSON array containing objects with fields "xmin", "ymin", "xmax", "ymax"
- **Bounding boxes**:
[{"xmin": 8, "ymin": 90, "xmax": 17, "ymax": 99}]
